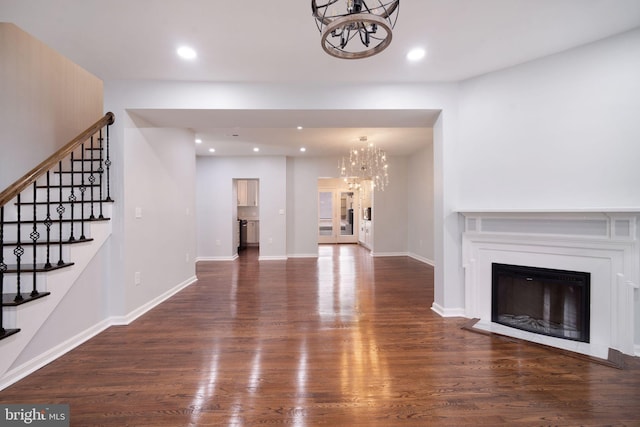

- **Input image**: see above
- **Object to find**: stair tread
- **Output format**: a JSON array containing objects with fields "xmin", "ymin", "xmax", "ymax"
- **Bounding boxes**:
[
  {"xmin": 2, "ymin": 291, "xmax": 51, "ymax": 306},
  {"xmin": 0, "ymin": 329, "xmax": 20, "ymax": 340},
  {"xmin": 2, "ymin": 217, "xmax": 110, "ymax": 225},
  {"xmin": 54, "ymin": 170, "xmax": 104, "ymax": 174},
  {"xmin": 36, "ymin": 184, "xmax": 102, "ymax": 188},
  {"xmin": 2, "ymin": 262, "xmax": 74, "ymax": 273},
  {"xmin": 15, "ymin": 199, "xmax": 114, "ymax": 205},
  {"xmin": 2, "ymin": 237, "xmax": 94, "ymax": 246}
]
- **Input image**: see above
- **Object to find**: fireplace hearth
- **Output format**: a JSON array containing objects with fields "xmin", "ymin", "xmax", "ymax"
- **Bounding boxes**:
[{"xmin": 492, "ymin": 263, "xmax": 590, "ymax": 343}]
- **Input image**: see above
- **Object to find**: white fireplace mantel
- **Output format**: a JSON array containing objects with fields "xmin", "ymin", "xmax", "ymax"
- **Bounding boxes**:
[{"xmin": 457, "ymin": 209, "xmax": 640, "ymax": 359}]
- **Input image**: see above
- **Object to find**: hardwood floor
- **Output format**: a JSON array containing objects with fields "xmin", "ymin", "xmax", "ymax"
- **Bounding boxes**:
[{"xmin": 1, "ymin": 244, "xmax": 639, "ymax": 426}]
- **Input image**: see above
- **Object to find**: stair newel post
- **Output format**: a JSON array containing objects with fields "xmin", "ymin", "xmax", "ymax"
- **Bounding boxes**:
[
  {"xmin": 68, "ymin": 152, "xmax": 76, "ymax": 242},
  {"xmin": 89, "ymin": 135, "xmax": 96, "ymax": 220},
  {"xmin": 14, "ymin": 194, "xmax": 24, "ymax": 302},
  {"xmin": 80, "ymin": 143, "xmax": 86, "ymax": 240},
  {"xmin": 44, "ymin": 171, "xmax": 52, "ymax": 269},
  {"xmin": 0, "ymin": 206, "xmax": 6, "ymax": 335},
  {"xmin": 30, "ymin": 182, "xmax": 40, "ymax": 297},
  {"xmin": 98, "ymin": 128, "xmax": 104, "ymax": 219},
  {"xmin": 105, "ymin": 123, "xmax": 112, "ymax": 202},
  {"xmin": 57, "ymin": 161, "xmax": 66, "ymax": 266}
]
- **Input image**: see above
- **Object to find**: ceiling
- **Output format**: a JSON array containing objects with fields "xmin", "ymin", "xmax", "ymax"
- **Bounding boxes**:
[
  {"xmin": 129, "ymin": 109, "xmax": 439, "ymax": 157},
  {"xmin": 2, "ymin": 0, "xmax": 639, "ymax": 156}
]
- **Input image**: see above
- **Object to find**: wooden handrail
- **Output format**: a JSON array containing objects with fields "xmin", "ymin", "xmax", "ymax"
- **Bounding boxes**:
[{"xmin": 0, "ymin": 112, "xmax": 115, "ymax": 207}]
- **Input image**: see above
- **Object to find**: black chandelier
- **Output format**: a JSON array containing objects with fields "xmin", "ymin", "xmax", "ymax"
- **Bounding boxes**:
[{"xmin": 311, "ymin": 0, "xmax": 400, "ymax": 59}]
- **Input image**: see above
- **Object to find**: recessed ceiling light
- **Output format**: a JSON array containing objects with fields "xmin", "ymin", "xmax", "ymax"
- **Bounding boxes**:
[
  {"xmin": 297, "ymin": 126, "xmax": 303, "ymax": 130},
  {"xmin": 300, "ymin": 147, "xmax": 307, "ymax": 152},
  {"xmin": 177, "ymin": 46, "xmax": 197, "ymax": 60},
  {"xmin": 253, "ymin": 147, "xmax": 260, "ymax": 152},
  {"xmin": 195, "ymin": 138, "xmax": 202, "ymax": 144},
  {"xmin": 209, "ymin": 148, "xmax": 216, "ymax": 153},
  {"xmin": 407, "ymin": 47, "xmax": 426, "ymax": 62}
]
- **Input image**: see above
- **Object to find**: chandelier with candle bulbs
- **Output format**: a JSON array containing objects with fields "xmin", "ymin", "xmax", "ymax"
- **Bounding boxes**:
[
  {"xmin": 311, "ymin": 0, "xmax": 400, "ymax": 59},
  {"xmin": 339, "ymin": 137, "xmax": 389, "ymax": 191}
]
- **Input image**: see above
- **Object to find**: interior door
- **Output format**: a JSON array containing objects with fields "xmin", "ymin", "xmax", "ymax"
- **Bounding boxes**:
[{"xmin": 318, "ymin": 189, "xmax": 358, "ymax": 244}]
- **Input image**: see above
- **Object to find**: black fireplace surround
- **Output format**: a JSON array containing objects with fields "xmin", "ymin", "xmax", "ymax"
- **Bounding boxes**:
[{"xmin": 492, "ymin": 263, "xmax": 591, "ymax": 343}]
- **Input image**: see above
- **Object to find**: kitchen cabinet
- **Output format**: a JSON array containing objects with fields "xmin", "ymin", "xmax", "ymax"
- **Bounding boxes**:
[
  {"xmin": 359, "ymin": 220, "xmax": 372, "ymax": 249},
  {"xmin": 247, "ymin": 220, "xmax": 259, "ymax": 244},
  {"xmin": 235, "ymin": 220, "xmax": 241, "ymax": 251},
  {"xmin": 237, "ymin": 179, "xmax": 259, "ymax": 206}
]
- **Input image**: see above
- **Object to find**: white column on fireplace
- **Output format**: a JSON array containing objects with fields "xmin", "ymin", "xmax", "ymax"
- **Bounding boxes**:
[{"xmin": 459, "ymin": 210, "xmax": 639, "ymax": 359}]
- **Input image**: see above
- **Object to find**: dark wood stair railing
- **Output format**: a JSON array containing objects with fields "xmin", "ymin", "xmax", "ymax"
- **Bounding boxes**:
[{"xmin": 0, "ymin": 112, "xmax": 115, "ymax": 341}]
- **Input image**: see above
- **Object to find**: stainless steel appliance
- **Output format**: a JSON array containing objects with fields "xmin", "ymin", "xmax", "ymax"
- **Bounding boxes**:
[{"xmin": 239, "ymin": 219, "xmax": 248, "ymax": 250}]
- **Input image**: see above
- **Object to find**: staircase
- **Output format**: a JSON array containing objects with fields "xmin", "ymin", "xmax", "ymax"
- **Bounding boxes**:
[{"xmin": 0, "ymin": 113, "xmax": 115, "ymax": 375}]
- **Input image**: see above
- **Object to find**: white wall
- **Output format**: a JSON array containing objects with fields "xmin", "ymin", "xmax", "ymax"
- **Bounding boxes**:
[
  {"xmin": 123, "ymin": 123, "xmax": 197, "ymax": 314},
  {"xmin": 0, "ymin": 23, "xmax": 103, "ymax": 190},
  {"xmin": 286, "ymin": 156, "xmax": 344, "ymax": 257},
  {"xmin": 457, "ymin": 28, "xmax": 640, "ymax": 341},
  {"xmin": 407, "ymin": 140, "xmax": 435, "ymax": 264},
  {"xmin": 196, "ymin": 156, "xmax": 287, "ymax": 260},
  {"xmin": 284, "ymin": 155, "xmax": 416, "ymax": 257},
  {"xmin": 196, "ymin": 154, "xmax": 420, "ymax": 259},
  {"xmin": 458, "ymin": 28, "xmax": 640, "ymax": 209},
  {"xmin": 11, "ymin": 247, "xmax": 110, "ymax": 367},
  {"xmin": 371, "ymin": 156, "xmax": 409, "ymax": 255}
]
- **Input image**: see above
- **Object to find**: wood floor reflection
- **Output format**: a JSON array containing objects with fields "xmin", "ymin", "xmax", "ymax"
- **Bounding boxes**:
[{"xmin": 1, "ymin": 244, "xmax": 640, "ymax": 426}]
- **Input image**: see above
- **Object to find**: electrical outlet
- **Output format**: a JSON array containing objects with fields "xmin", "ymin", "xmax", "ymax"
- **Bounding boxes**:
[
  {"xmin": 216, "ymin": 239, "xmax": 221, "ymax": 246},
  {"xmin": 134, "ymin": 271, "xmax": 141, "ymax": 286},
  {"xmin": 185, "ymin": 252, "xmax": 190, "ymax": 262}
]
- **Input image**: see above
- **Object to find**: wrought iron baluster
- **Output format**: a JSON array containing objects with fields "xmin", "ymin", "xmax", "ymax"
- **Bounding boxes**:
[
  {"xmin": 98, "ymin": 129, "xmax": 104, "ymax": 219},
  {"xmin": 30, "ymin": 182, "xmax": 40, "ymax": 297},
  {"xmin": 1, "ymin": 207, "xmax": 6, "ymax": 335},
  {"xmin": 68, "ymin": 152, "xmax": 76, "ymax": 242},
  {"xmin": 57, "ymin": 161, "xmax": 65, "ymax": 266},
  {"xmin": 80, "ymin": 143, "xmax": 86, "ymax": 240},
  {"xmin": 89, "ymin": 136, "xmax": 96, "ymax": 220},
  {"xmin": 14, "ymin": 194, "xmax": 24, "ymax": 302},
  {"xmin": 105, "ymin": 124, "xmax": 112, "ymax": 202},
  {"xmin": 44, "ymin": 171, "xmax": 52, "ymax": 268}
]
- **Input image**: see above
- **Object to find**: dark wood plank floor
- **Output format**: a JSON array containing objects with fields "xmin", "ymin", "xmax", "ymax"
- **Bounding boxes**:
[{"xmin": 1, "ymin": 244, "xmax": 640, "ymax": 426}]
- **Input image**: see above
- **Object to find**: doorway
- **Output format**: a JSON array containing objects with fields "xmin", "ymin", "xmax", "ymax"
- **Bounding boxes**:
[
  {"xmin": 235, "ymin": 179, "xmax": 260, "ymax": 254},
  {"xmin": 318, "ymin": 184, "xmax": 359, "ymax": 244}
]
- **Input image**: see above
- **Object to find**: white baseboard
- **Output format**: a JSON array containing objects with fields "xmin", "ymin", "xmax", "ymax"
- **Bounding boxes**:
[
  {"xmin": 431, "ymin": 302, "xmax": 466, "ymax": 318},
  {"xmin": 196, "ymin": 256, "xmax": 236, "ymax": 262},
  {"xmin": 371, "ymin": 251, "xmax": 408, "ymax": 257},
  {"xmin": 112, "ymin": 275, "xmax": 198, "ymax": 325},
  {"xmin": 287, "ymin": 253, "xmax": 318, "ymax": 259},
  {"xmin": 0, "ymin": 318, "xmax": 112, "ymax": 391},
  {"xmin": 258, "ymin": 255, "xmax": 288, "ymax": 261},
  {"xmin": 408, "ymin": 252, "xmax": 435, "ymax": 266}
]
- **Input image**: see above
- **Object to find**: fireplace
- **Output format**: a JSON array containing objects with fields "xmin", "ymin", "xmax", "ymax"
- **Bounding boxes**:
[
  {"xmin": 492, "ymin": 263, "xmax": 590, "ymax": 343},
  {"xmin": 458, "ymin": 211, "xmax": 639, "ymax": 359}
]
